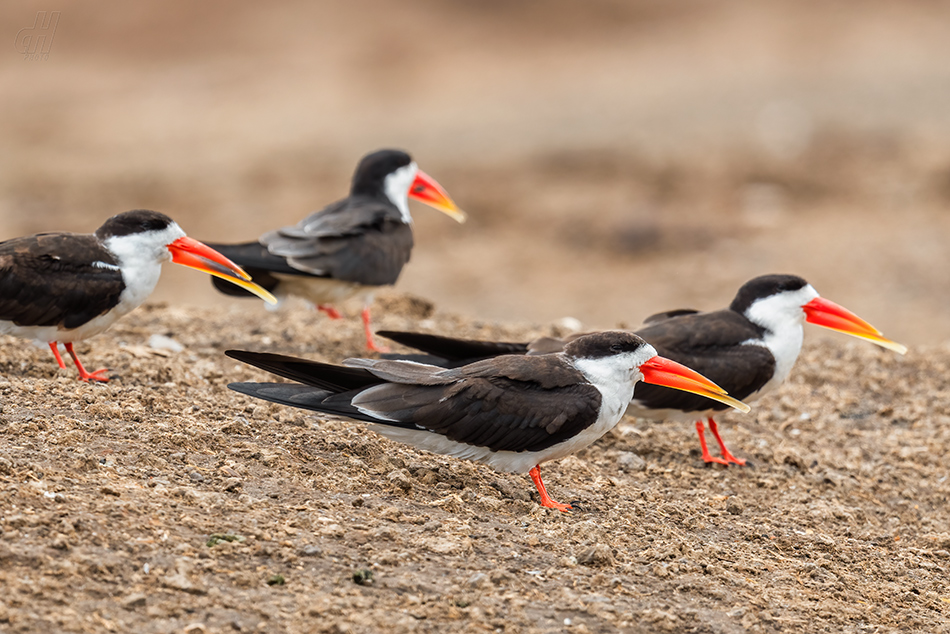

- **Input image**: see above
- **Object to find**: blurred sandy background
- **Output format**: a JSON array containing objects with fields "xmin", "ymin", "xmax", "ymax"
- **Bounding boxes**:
[{"xmin": 2, "ymin": 0, "xmax": 949, "ymax": 345}]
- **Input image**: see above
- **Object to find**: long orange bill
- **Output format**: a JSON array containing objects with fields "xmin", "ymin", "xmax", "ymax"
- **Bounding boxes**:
[
  {"xmin": 168, "ymin": 236, "xmax": 278, "ymax": 305},
  {"xmin": 640, "ymin": 356, "xmax": 751, "ymax": 413},
  {"xmin": 409, "ymin": 170, "xmax": 467, "ymax": 223},
  {"xmin": 803, "ymin": 297, "xmax": 906, "ymax": 354}
]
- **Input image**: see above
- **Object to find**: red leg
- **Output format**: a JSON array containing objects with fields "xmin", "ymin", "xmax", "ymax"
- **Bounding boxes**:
[
  {"xmin": 361, "ymin": 307, "xmax": 389, "ymax": 353},
  {"xmin": 317, "ymin": 304, "xmax": 342, "ymax": 319},
  {"xmin": 64, "ymin": 343, "xmax": 110, "ymax": 382},
  {"xmin": 528, "ymin": 465, "xmax": 572, "ymax": 512},
  {"xmin": 695, "ymin": 420, "xmax": 728, "ymax": 465},
  {"xmin": 707, "ymin": 417, "xmax": 746, "ymax": 466},
  {"xmin": 48, "ymin": 342, "xmax": 67, "ymax": 369}
]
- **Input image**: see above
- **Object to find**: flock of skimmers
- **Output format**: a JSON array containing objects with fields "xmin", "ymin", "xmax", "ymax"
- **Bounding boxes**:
[{"xmin": 0, "ymin": 149, "xmax": 907, "ymax": 511}]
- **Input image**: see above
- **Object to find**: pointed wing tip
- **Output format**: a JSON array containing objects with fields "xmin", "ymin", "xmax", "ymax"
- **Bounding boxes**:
[{"xmin": 227, "ymin": 381, "xmax": 258, "ymax": 395}]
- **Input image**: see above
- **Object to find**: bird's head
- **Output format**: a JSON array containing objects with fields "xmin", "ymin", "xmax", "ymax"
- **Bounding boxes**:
[
  {"xmin": 565, "ymin": 331, "xmax": 749, "ymax": 412},
  {"xmin": 96, "ymin": 210, "xmax": 276, "ymax": 304},
  {"xmin": 731, "ymin": 274, "xmax": 906, "ymax": 354},
  {"xmin": 351, "ymin": 149, "xmax": 466, "ymax": 224}
]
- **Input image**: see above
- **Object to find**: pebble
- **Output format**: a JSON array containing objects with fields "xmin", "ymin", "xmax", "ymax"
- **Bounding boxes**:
[
  {"xmin": 388, "ymin": 469, "xmax": 413, "ymax": 493},
  {"xmin": 466, "ymin": 572, "xmax": 492, "ymax": 589},
  {"xmin": 617, "ymin": 452, "xmax": 647, "ymax": 472},
  {"xmin": 577, "ymin": 544, "xmax": 615, "ymax": 567},
  {"xmin": 121, "ymin": 593, "xmax": 148, "ymax": 610},
  {"xmin": 223, "ymin": 478, "xmax": 242, "ymax": 492}
]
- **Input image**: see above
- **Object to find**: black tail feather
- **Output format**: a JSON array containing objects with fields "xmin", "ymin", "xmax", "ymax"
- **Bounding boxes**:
[
  {"xmin": 204, "ymin": 240, "xmax": 308, "ymax": 298},
  {"xmin": 227, "ymin": 382, "xmax": 418, "ymax": 428},
  {"xmin": 376, "ymin": 331, "xmax": 528, "ymax": 364},
  {"xmin": 225, "ymin": 350, "xmax": 381, "ymax": 393}
]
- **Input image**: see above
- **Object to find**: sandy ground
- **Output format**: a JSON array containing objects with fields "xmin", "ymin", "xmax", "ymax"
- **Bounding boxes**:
[
  {"xmin": 1, "ymin": 297, "xmax": 949, "ymax": 633},
  {"xmin": 2, "ymin": 1, "xmax": 950, "ymax": 632}
]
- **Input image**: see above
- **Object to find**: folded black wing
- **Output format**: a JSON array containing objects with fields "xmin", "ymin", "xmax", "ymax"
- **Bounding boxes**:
[
  {"xmin": 0, "ymin": 233, "xmax": 124, "ymax": 329},
  {"xmin": 261, "ymin": 198, "xmax": 413, "ymax": 286},
  {"xmin": 633, "ymin": 309, "xmax": 775, "ymax": 411},
  {"xmin": 350, "ymin": 354, "xmax": 602, "ymax": 453},
  {"xmin": 377, "ymin": 330, "xmax": 529, "ymax": 364}
]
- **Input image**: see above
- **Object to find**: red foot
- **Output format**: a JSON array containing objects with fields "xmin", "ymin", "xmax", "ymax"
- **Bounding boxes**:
[
  {"xmin": 65, "ymin": 343, "xmax": 110, "ymax": 383},
  {"xmin": 317, "ymin": 305, "xmax": 342, "ymax": 319},
  {"xmin": 362, "ymin": 307, "xmax": 389, "ymax": 353},
  {"xmin": 529, "ymin": 465, "xmax": 572, "ymax": 512},
  {"xmin": 707, "ymin": 417, "xmax": 746, "ymax": 466},
  {"xmin": 78, "ymin": 368, "xmax": 111, "ymax": 383}
]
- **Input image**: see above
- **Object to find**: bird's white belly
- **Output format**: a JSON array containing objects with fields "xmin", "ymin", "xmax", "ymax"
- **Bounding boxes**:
[
  {"xmin": 0, "ymin": 298, "xmax": 139, "ymax": 344},
  {"xmin": 273, "ymin": 274, "xmax": 375, "ymax": 308},
  {"xmin": 625, "ymin": 401, "xmax": 716, "ymax": 424}
]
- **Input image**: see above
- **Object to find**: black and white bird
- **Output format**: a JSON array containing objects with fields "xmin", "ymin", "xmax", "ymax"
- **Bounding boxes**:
[
  {"xmin": 227, "ymin": 331, "xmax": 749, "ymax": 511},
  {"xmin": 0, "ymin": 209, "xmax": 276, "ymax": 382},
  {"xmin": 377, "ymin": 274, "xmax": 907, "ymax": 466},
  {"xmin": 206, "ymin": 149, "xmax": 465, "ymax": 352}
]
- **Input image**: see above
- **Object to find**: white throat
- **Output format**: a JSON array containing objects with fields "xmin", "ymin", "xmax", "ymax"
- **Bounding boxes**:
[
  {"xmin": 572, "ymin": 344, "xmax": 659, "ymax": 422},
  {"xmin": 102, "ymin": 222, "xmax": 186, "ymax": 315},
  {"xmin": 742, "ymin": 284, "xmax": 819, "ymax": 397},
  {"xmin": 383, "ymin": 162, "xmax": 418, "ymax": 224}
]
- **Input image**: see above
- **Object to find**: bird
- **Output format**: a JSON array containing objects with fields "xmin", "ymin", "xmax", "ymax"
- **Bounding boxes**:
[
  {"xmin": 226, "ymin": 331, "xmax": 749, "ymax": 511},
  {"xmin": 205, "ymin": 149, "xmax": 465, "ymax": 352},
  {"xmin": 376, "ymin": 274, "xmax": 907, "ymax": 466},
  {"xmin": 0, "ymin": 209, "xmax": 277, "ymax": 382}
]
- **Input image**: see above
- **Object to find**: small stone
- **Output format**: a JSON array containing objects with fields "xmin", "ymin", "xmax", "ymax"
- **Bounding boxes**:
[
  {"xmin": 223, "ymin": 478, "xmax": 242, "ymax": 492},
  {"xmin": 488, "ymin": 569, "xmax": 512, "ymax": 585},
  {"xmin": 162, "ymin": 560, "xmax": 207, "ymax": 595},
  {"xmin": 299, "ymin": 544, "xmax": 323, "ymax": 557},
  {"xmin": 577, "ymin": 544, "xmax": 615, "ymax": 567},
  {"xmin": 491, "ymin": 479, "xmax": 530, "ymax": 502},
  {"xmin": 100, "ymin": 485, "xmax": 121, "ymax": 497},
  {"xmin": 553, "ymin": 316, "xmax": 584, "ymax": 334},
  {"xmin": 122, "ymin": 593, "xmax": 148, "ymax": 610},
  {"xmin": 50, "ymin": 534, "xmax": 70, "ymax": 551},
  {"xmin": 425, "ymin": 536, "xmax": 472, "ymax": 555},
  {"xmin": 207, "ymin": 534, "xmax": 245, "ymax": 547},
  {"xmin": 617, "ymin": 452, "xmax": 647, "ymax": 473},
  {"xmin": 170, "ymin": 487, "xmax": 200, "ymax": 501},
  {"xmin": 188, "ymin": 471, "xmax": 205, "ymax": 482},
  {"xmin": 148, "ymin": 334, "xmax": 184, "ymax": 353},
  {"xmin": 352, "ymin": 569, "xmax": 374, "ymax": 585},
  {"xmin": 726, "ymin": 498, "xmax": 744, "ymax": 515},
  {"xmin": 320, "ymin": 524, "xmax": 346, "ymax": 539},
  {"xmin": 466, "ymin": 572, "xmax": 492, "ymax": 589},
  {"xmin": 388, "ymin": 469, "xmax": 413, "ymax": 493}
]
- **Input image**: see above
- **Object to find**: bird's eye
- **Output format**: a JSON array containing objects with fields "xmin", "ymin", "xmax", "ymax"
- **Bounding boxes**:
[{"xmin": 610, "ymin": 344, "xmax": 624, "ymax": 353}]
